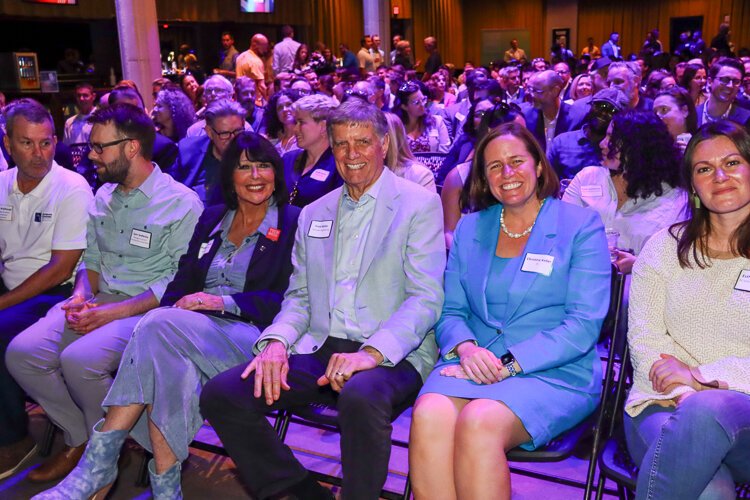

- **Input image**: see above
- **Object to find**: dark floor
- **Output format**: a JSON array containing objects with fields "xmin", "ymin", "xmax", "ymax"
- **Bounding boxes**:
[{"xmin": 0, "ymin": 407, "xmax": 618, "ymax": 499}]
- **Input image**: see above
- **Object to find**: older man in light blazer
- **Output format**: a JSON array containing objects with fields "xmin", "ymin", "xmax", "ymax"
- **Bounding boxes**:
[{"xmin": 201, "ymin": 100, "xmax": 445, "ymax": 500}]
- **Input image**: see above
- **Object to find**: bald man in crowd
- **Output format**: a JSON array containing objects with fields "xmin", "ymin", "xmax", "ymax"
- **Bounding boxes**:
[
  {"xmin": 237, "ymin": 34, "xmax": 270, "ymax": 105},
  {"xmin": 523, "ymin": 70, "xmax": 586, "ymax": 151}
]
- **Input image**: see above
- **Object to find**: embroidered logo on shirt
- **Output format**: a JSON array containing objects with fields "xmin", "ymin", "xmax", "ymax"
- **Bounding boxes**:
[{"xmin": 33, "ymin": 212, "xmax": 53, "ymax": 223}]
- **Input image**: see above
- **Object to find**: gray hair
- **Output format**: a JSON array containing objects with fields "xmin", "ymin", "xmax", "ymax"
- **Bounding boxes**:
[
  {"xmin": 609, "ymin": 61, "xmax": 642, "ymax": 81},
  {"xmin": 204, "ymin": 99, "xmax": 246, "ymax": 127},
  {"xmin": 292, "ymin": 94, "xmax": 337, "ymax": 122},
  {"xmin": 234, "ymin": 76, "xmax": 255, "ymax": 93},
  {"xmin": 326, "ymin": 100, "xmax": 388, "ymax": 144},
  {"xmin": 4, "ymin": 98, "xmax": 54, "ymax": 138},
  {"xmin": 204, "ymin": 74, "xmax": 233, "ymax": 93}
]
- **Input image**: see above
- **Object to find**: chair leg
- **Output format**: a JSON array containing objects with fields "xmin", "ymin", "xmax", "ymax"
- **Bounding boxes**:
[
  {"xmin": 402, "ymin": 473, "xmax": 412, "ymax": 500},
  {"xmin": 275, "ymin": 410, "xmax": 291, "ymax": 441},
  {"xmin": 39, "ymin": 418, "xmax": 56, "ymax": 457},
  {"xmin": 136, "ymin": 450, "xmax": 152, "ymax": 488}
]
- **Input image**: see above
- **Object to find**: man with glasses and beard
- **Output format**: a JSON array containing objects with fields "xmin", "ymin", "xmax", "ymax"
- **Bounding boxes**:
[
  {"xmin": 7, "ymin": 103, "xmax": 201, "ymax": 484},
  {"xmin": 171, "ymin": 99, "xmax": 247, "ymax": 205},
  {"xmin": 546, "ymin": 88, "xmax": 629, "ymax": 180}
]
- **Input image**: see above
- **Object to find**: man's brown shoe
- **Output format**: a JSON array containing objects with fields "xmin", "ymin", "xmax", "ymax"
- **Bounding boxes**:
[
  {"xmin": 0, "ymin": 436, "xmax": 37, "ymax": 480},
  {"xmin": 27, "ymin": 443, "xmax": 86, "ymax": 483}
]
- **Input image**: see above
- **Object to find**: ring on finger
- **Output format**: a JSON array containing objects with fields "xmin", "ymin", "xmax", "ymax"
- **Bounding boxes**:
[
  {"xmin": 197, "ymin": 298, "xmax": 203, "ymax": 305},
  {"xmin": 335, "ymin": 371, "xmax": 344, "ymax": 377}
]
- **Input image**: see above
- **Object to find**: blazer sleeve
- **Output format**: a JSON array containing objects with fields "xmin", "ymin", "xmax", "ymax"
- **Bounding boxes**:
[
  {"xmin": 509, "ymin": 209, "xmax": 611, "ymax": 373},
  {"xmin": 435, "ymin": 216, "xmax": 482, "ymax": 357},
  {"xmin": 435, "ymin": 115, "xmax": 452, "ymax": 154}
]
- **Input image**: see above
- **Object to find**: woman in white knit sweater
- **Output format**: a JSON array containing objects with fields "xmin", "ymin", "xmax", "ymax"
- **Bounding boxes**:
[{"xmin": 625, "ymin": 120, "xmax": 750, "ymax": 499}]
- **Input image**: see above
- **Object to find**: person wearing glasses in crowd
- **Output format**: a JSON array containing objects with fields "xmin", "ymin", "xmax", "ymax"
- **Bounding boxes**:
[
  {"xmin": 171, "ymin": 99, "xmax": 247, "ymax": 205},
  {"xmin": 696, "ymin": 57, "xmax": 750, "ymax": 127},
  {"xmin": 624, "ymin": 120, "xmax": 750, "ymax": 500},
  {"xmin": 523, "ymin": 70, "xmax": 586, "ymax": 152},
  {"xmin": 283, "ymin": 94, "xmax": 342, "ymax": 208},
  {"xmin": 31, "ymin": 132, "xmax": 300, "ymax": 500},
  {"xmin": 7, "ymin": 104, "xmax": 202, "ymax": 485},
  {"xmin": 553, "ymin": 62, "xmax": 573, "ymax": 101},
  {"xmin": 396, "ymin": 80, "xmax": 451, "ymax": 154},
  {"xmin": 185, "ymin": 75, "xmax": 251, "ymax": 138}
]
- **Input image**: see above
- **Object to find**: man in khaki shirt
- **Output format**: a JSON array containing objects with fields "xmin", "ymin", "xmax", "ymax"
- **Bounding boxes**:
[{"xmin": 236, "ymin": 34, "xmax": 270, "ymax": 105}]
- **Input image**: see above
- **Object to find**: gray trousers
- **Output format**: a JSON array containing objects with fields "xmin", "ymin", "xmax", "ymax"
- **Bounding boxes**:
[{"xmin": 6, "ymin": 293, "xmax": 142, "ymax": 447}]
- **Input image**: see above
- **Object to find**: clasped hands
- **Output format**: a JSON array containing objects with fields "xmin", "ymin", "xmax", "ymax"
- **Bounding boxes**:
[
  {"xmin": 440, "ymin": 342, "xmax": 509, "ymax": 385},
  {"xmin": 649, "ymin": 353, "xmax": 703, "ymax": 405},
  {"xmin": 63, "ymin": 294, "xmax": 115, "ymax": 334},
  {"xmin": 241, "ymin": 340, "xmax": 383, "ymax": 405}
]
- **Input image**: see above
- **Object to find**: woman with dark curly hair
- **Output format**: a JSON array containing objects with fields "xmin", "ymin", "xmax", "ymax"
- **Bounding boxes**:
[
  {"xmin": 152, "ymin": 85, "xmax": 197, "ymax": 142},
  {"xmin": 678, "ymin": 63, "xmax": 708, "ymax": 107},
  {"xmin": 395, "ymin": 80, "xmax": 451, "ymax": 154},
  {"xmin": 261, "ymin": 89, "xmax": 302, "ymax": 156},
  {"xmin": 563, "ymin": 110, "xmax": 688, "ymax": 273}
]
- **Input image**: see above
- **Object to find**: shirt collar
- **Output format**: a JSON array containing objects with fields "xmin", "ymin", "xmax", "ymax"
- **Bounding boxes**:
[
  {"xmin": 342, "ymin": 167, "xmax": 386, "ymax": 206},
  {"xmin": 215, "ymin": 198, "xmax": 279, "ymax": 241},
  {"xmin": 125, "ymin": 164, "xmax": 162, "ymax": 199},
  {"xmin": 11, "ymin": 161, "xmax": 60, "ymax": 197}
]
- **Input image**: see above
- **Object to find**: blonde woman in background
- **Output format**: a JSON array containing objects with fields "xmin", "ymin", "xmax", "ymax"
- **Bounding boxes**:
[{"xmin": 385, "ymin": 112, "xmax": 437, "ymax": 192}]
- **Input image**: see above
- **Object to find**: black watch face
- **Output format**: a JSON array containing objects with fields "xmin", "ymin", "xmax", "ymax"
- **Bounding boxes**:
[{"xmin": 501, "ymin": 353, "xmax": 514, "ymax": 365}]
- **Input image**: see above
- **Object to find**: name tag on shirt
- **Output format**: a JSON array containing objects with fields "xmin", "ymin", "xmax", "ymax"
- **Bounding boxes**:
[
  {"xmin": 455, "ymin": 112, "xmax": 466, "ymax": 122},
  {"xmin": 198, "ymin": 239, "xmax": 215, "ymax": 259},
  {"xmin": 129, "ymin": 228, "xmax": 152, "ymax": 249},
  {"xmin": 33, "ymin": 212, "xmax": 53, "ymax": 223},
  {"xmin": 308, "ymin": 220, "xmax": 333, "ymax": 238},
  {"xmin": 521, "ymin": 253, "xmax": 554, "ymax": 277},
  {"xmin": 735, "ymin": 269, "xmax": 750, "ymax": 292},
  {"xmin": 310, "ymin": 169, "xmax": 330, "ymax": 182},
  {"xmin": 581, "ymin": 185, "xmax": 603, "ymax": 198},
  {"xmin": 0, "ymin": 205, "xmax": 12, "ymax": 221}
]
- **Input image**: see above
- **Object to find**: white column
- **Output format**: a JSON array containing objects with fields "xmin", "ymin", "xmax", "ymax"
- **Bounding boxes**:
[
  {"xmin": 363, "ymin": 0, "xmax": 391, "ymax": 60},
  {"xmin": 114, "ymin": 0, "xmax": 161, "ymax": 110}
]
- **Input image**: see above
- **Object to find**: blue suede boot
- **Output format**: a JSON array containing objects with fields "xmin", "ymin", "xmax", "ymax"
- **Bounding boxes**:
[
  {"xmin": 148, "ymin": 459, "xmax": 183, "ymax": 500},
  {"xmin": 31, "ymin": 420, "xmax": 127, "ymax": 500}
]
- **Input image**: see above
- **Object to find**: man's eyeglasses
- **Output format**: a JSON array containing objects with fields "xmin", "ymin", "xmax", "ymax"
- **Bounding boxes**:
[
  {"xmin": 88, "ymin": 138, "xmax": 133, "ymax": 154},
  {"xmin": 716, "ymin": 76, "xmax": 742, "ymax": 87},
  {"xmin": 210, "ymin": 127, "xmax": 244, "ymax": 140},
  {"xmin": 203, "ymin": 87, "xmax": 231, "ymax": 96}
]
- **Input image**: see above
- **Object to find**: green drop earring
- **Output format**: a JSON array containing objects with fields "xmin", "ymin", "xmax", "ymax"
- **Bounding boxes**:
[{"xmin": 692, "ymin": 192, "xmax": 701, "ymax": 209}]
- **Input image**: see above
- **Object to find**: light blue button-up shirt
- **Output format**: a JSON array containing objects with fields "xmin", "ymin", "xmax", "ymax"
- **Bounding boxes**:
[
  {"xmin": 329, "ymin": 172, "xmax": 385, "ymax": 342},
  {"xmin": 82, "ymin": 165, "xmax": 203, "ymax": 301}
]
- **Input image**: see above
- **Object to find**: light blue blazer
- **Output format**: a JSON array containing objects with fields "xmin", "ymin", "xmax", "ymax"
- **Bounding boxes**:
[
  {"xmin": 256, "ymin": 168, "xmax": 446, "ymax": 380},
  {"xmin": 436, "ymin": 198, "xmax": 611, "ymax": 395}
]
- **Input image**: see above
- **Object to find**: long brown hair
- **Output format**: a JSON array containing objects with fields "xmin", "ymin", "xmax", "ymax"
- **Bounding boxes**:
[{"xmin": 671, "ymin": 120, "xmax": 750, "ymax": 268}]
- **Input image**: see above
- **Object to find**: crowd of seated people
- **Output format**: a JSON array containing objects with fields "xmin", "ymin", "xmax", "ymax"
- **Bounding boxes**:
[{"xmin": 0, "ymin": 23, "xmax": 748, "ymax": 500}]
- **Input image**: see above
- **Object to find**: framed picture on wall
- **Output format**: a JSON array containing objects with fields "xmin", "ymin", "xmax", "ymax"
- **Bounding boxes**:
[{"xmin": 552, "ymin": 28, "xmax": 571, "ymax": 49}]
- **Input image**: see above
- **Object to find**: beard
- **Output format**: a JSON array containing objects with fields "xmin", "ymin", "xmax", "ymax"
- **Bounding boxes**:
[{"xmin": 96, "ymin": 150, "xmax": 130, "ymax": 185}]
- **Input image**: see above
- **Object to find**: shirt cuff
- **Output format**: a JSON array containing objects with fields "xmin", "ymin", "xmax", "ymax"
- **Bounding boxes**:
[
  {"xmin": 222, "ymin": 295, "xmax": 241, "ymax": 316},
  {"xmin": 254, "ymin": 335, "xmax": 290, "ymax": 355}
]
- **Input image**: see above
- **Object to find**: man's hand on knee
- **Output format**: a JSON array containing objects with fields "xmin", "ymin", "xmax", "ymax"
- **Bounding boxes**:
[
  {"xmin": 243, "ymin": 340, "xmax": 290, "ymax": 405},
  {"xmin": 318, "ymin": 348, "xmax": 383, "ymax": 392}
]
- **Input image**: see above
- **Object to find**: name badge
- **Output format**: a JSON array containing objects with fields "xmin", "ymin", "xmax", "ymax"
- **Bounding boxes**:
[
  {"xmin": 266, "ymin": 227, "xmax": 281, "ymax": 242},
  {"xmin": 0, "ymin": 205, "xmax": 12, "ymax": 221},
  {"xmin": 33, "ymin": 212, "xmax": 53, "ymax": 223},
  {"xmin": 455, "ymin": 112, "xmax": 466, "ymax": 122},
  {"xmin": 310, "ymin": 169, "xmax": 330, "ymax": 182},
  {"xmin": 198, "ymin": 239, "xmax": 215, "ymax": 259},
  {"xmin": 521, "ymin": 253, "xmax": 554, "ymax": 277},
  {"xmin": 735, "ymin": 269, "xmax": 750, "ymax": 292},
  {"xmin": 581, "ymin": 185, "xmax": 603, "ymax": 198},
  {"xmin": 308, "ymin": 220, "xmax": 333, "ymax": 239},
  {"xmin": 129, "ymin": 228, "xmax": 152, "ymax": 249}
]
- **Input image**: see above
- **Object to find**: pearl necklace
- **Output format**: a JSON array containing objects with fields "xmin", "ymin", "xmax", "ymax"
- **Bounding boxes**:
[{"xmin": 500, "ymin": 200, "xmax": 545, "ymax": 239}]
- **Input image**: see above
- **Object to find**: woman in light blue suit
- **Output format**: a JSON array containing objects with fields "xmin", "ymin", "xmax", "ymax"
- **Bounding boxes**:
[{"xmin": 409, "ymin": 123, "xmax": 611, "ymax": 500}]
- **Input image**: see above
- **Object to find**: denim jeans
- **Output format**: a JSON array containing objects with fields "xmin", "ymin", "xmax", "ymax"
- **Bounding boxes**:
[{"xmin": 625, "ymin": 390, "xmax": 750, "ymax": 500}]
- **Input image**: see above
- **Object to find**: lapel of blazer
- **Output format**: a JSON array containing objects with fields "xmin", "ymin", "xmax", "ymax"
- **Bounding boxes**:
[
  {"xmin": 473, "ymin": 204, "xmax": 502, "ymax": 325},
  {"xmin": 503, "ymin": 197, "xmax": 559, "ymax": 322},
  {"xmin": 243, "ymin": 204, "xmax": 288, "ymax": 289},
  {"xmin": 358, "ymin": 169, "xmax": 398, "ymax": 285},
  {"xmin": 318, "ymin": 192, "xmax": 340, "ymax": 312}
]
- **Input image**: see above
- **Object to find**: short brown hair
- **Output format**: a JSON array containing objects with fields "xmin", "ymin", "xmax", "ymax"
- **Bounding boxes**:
[{"xmin": 468, "ymin": 123, "xmax": 560, "ymax": 210}]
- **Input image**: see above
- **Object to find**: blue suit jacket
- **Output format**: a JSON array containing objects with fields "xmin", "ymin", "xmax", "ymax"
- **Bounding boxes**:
[
  {"xmin": 161, "ymin": 203, "xmax": 300, "ymax": 329},
  {"xmin": 436, "ymin": 198, "xmax": 610, "ymax": 394},
  {"xmin": 523, "ymin": 101, "xmax": 587, "ymax": 151},
  {"xmin": 282, "ymin": 148, "xmax": 343, "ymax": 208},
  {"xmin": 696, "ymin": 102, "xmax": 750, "ymax": 127},
  {"xmin": 256, "ymin": 168, "xmax": 446, "ymax": 380},
  {"xmin": 171, "ymin": 135, "xmax": 211, "ymax": 194}
]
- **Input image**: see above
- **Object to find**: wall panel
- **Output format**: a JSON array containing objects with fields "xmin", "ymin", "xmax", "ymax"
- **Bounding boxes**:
[{"xmin": 413, "ymin": 0, "xmax": 464, "ymax": 70}]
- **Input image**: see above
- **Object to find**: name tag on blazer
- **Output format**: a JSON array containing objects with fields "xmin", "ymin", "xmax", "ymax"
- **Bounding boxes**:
[
  {"xmin": 198, "ymin": 239, "xmax": 215, "ymax": 259},
  {"xmin": 310, "ymin": 169, "xmax": 330, "ymax": 182},
  {"xmin": 735, "ymin": 269, "xmax": 750, "ymax": 292},
  {"xmin": 581, "ymin": 185, "xmax": 603, "ymax": 197},
  {"xmin": 521, "ymin": 253, "xmax": 554, "ymax": 277},
  {"xmin": 308, "ymin": 220, "xmax": 333, "ymax": 238}
]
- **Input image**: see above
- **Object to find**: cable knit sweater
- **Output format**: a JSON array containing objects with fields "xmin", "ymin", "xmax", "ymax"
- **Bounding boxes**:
[{"xmin": 625, "ymin": 227, "xmax": 750, "ymax": 417}]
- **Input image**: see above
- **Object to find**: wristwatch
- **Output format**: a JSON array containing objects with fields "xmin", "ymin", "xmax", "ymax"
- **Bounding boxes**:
[{"xmin": 501, "ymin": 352, "xmax": 518, "ymax": 377}]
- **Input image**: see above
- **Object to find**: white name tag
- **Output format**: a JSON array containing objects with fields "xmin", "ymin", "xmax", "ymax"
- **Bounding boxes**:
[
  {"xmin": 735, "ymin": 269, "xmax": 750, "ymax": 292},
  {"xmin": 34, "ymin": 212, "xmax": 53, "ymax": 223},
  {"xmin": 0, "ymin": 205, "xmax": 12, "ymax": 221},
  {"xmin": 129, "ymin": 228, "xmax": 152, "ymax": 249},
  {"xmin": 455, "ymin": 112, "xmax": 466, "ymax": 122},
  {"xmin": 198, "ymin": 240, "xmax": 215, "ymax": 259},
  {"xmin": 521, "ymin": 253, "xmax": 554, "ymax": 277},
  {"xmin": 581, "ymin": 185, "xmax": 603, "ymax": 198},
  {"xmin": 308, "ymin": 220, "xmax": 333, "ymax": 238},
  {"xmin": 310, "ymin": 169, "xmax": 330, "ymax": 182}
]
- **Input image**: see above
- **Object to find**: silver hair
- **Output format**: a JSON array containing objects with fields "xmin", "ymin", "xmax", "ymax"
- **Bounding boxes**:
[
  {"xmin": 204, "ymin": 99, "xmax": 247, "ymax": 127},
  {"xmin": 4, "ymin": 98, "xmax": 54, "ymax": 138},
  {"xmin": 203, "ymin": 74, "xmax": 233, "ymax": 92},
  {"xmin": 292, "ymin": 94, "xmax": 337, "ymax": 122},
  {"xmin": 609, "ymin": 61, "xmax": 642, "ymax": 81},
  {"xmin": 326, "ymin": 99, "xmax": 388, "ymax": 144}
]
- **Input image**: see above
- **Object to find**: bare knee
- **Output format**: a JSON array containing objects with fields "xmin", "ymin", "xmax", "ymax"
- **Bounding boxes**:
[
  {"xmin": 412, "ymin": 393, "xmax": 459, "ymax": 431},
  {"xmin": 456, "ymin": 400, "xmax": 523, "ymax": 450}
]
